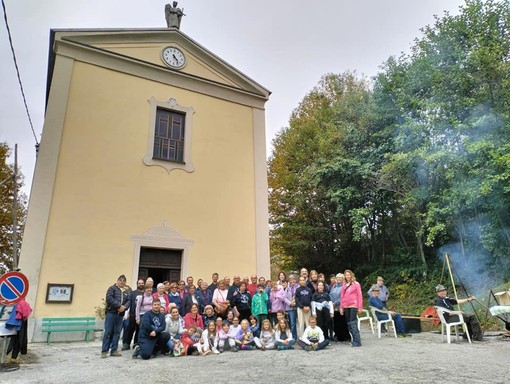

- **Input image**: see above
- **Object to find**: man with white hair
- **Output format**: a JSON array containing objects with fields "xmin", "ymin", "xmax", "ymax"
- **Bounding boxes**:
[{"xmin": 330, "ymin": 273, "xmax": 350, "ymax": 342}]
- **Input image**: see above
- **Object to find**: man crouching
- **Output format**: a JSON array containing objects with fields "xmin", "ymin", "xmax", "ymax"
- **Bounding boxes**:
[{"xmin": 133, "ymin": 298, "xmax": 170, "ymax": 359}]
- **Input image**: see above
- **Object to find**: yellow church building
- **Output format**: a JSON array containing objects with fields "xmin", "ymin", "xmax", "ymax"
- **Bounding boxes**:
[{"xmin": 19, "ymin": 23, "xmax": 270, "ymax": 340}]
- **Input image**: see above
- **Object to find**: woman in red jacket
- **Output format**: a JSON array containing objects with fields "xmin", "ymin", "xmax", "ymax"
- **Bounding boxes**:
[
  {"xmin": 340, "ymin": 269, "xmax": 363, "ymax": 347},
  {"xmin": 183, "ymin": 303, "xmax": 204, "ymax": 331}
]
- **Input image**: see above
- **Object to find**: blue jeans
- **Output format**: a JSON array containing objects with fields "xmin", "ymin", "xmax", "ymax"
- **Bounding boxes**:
[
  {"xmin": 102, "ymin": 312, "xmax": 124, "ymax": 353},
  {"xmin": 139, "ymin": 332, "xmax": 170, "ymax": 359},
  {"xmin": 287, "ymin": 309, "xmax": 297, "ymax": 340},
  {"xmin": 379, "ymin": 313, "xmax": 406, "ymax": 334},
  {"xmin": 344, "ymin": 308, "xmax": 361, "ymax": 346},
  {"xmin": 275, "ymin": 339, "xmax": 295, "ymax": 349}
]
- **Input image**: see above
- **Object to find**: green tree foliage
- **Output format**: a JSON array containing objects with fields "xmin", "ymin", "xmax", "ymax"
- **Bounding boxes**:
[
  {"xmin": 269, "ymin": 0, "xmax": 510, "ymax": 286},
  {"xmin": 269, "ymin": 72, "xmax": 376, "ymax": 272},
  {"xmin": 0, "ymin": 143, "xmax": 26, "ymax": 273},
  {"xmin": 377, "ymin": 0, "xmax": 510, "ymax": 279}
]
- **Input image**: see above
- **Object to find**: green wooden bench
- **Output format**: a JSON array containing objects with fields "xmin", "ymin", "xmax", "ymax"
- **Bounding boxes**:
[{"xmin": 41, "ymin": 317, "xmax": 96, "ymax": 344}]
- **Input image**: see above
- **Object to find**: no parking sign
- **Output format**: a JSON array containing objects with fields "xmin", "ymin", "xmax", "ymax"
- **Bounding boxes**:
[{"xmin": 0, "ymin": 271, "xmax": 29, "ymax": 305}]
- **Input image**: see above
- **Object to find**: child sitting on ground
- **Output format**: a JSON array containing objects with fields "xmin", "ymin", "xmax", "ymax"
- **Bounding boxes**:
[
  {"xmin": 235, "ymin": 319, "xmax": 255, "ymax": 350},
  {"xmin": 218, "ymin": 321, "xmax": 236, "ymax": 352},
  {"xmin": 298, "ymin": 316, "xmax": 329, "ymax": 351},
  {"xmin": 254, "ymin": 319, "xmax": 275, "ymax": 350},
  {"xmin": 229, "ymin": 317, "xmax": 241, "ymax": 340},
  {"xmin": 181, "ymin": 325, "xmax": 209, "ymax": 356},
  {"xmin": 274, "ymin": 318, "xmax": 295, "ymax": 350},
  {"xmin": 201, "ymin": 321, "xmax": 220, "ymax": 355},
  {"xmin": 249, "ymin": 315, "xmax": 260, "ymax": 338}
]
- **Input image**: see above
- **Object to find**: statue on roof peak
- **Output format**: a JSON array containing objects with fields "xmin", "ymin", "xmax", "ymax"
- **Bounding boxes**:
[{"xmin": 165, "ymin": 1, "xmax": 185, "ymax": 29}]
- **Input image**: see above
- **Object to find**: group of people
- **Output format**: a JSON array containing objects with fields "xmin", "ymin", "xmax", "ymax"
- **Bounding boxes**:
[{"xmin": 100, "ymin": 269, "xmax": 482, "ymax": 359}]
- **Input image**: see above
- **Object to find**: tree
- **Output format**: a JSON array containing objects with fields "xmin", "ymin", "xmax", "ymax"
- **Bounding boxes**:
[
  {"xmin": 0, "ymin": 143, "xmax": 26, "ymax": 273},
  {"xmin": 268, "ymin": 72, "xmax": 376, "ymax": 273},
  {"xmin": 375, "ymin": 0, "xmax": 510, "ymax": 278},
  {"xmin": 269, "ymin": 0, "xmax": 510, "ymax": 286}
]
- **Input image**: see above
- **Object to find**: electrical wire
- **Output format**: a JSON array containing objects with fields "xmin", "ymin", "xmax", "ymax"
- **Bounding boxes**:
[{"xmin": 1, "ymin": 0, "xmax": 39, "ymax": 146}]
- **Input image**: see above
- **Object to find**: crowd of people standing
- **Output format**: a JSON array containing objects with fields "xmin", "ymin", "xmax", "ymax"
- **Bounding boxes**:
[{"xmin": 100, "ymin": 268, "xmax": 368, "ymax": 359}]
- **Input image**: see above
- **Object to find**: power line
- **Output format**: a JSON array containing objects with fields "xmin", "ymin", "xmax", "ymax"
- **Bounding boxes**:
[{"xmin": 1, "ymin": 0, "xmax": 39, "ymax": 146}]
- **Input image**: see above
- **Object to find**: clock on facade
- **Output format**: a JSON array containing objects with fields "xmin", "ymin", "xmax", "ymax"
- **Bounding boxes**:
[{"xmin": 162, "ymin": 46, "xmax": 186, "ymax": 69}]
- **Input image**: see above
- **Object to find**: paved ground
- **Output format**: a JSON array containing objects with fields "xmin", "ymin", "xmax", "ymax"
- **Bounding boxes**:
[{"xmin": 2, "ymin": 328, "xmax": 509, "ymax": 384}]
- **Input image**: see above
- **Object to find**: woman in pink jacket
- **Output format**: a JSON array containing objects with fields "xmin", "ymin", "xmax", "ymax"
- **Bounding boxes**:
[{"xmin": 340, "ymin": 269, "xmax": 363, "ymax": 347}]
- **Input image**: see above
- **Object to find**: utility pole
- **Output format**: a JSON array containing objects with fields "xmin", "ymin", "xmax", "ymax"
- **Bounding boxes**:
[{"xmin": 12, "ymin": 144, "xmax": 18, "ymax": 270}]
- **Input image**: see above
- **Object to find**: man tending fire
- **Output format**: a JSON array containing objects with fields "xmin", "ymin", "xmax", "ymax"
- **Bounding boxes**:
[{"xmin": 434, "ymin": 284, "xmax": 484, "ymax": 341}]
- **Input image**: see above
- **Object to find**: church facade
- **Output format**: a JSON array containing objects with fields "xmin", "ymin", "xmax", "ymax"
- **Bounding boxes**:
[{"xmin": 19, "ymin": 26, "xmax": 270, "ymax": 339}]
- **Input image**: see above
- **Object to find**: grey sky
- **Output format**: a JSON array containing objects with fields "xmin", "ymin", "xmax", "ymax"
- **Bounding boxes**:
[{"xmin": 0, "ymin": 0, "xmax": 464, "ymax": 195}]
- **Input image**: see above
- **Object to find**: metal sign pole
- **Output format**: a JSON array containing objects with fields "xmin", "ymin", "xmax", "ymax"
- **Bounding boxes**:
[{"xmin": 12, "ymin": 144, "xmax": 18, "ymax": 270}]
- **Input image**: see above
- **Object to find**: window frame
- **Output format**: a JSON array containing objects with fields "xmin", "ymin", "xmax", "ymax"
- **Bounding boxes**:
[{"xmin": 144, "ymin": 97, "xmax": 195, "ymax": 173}]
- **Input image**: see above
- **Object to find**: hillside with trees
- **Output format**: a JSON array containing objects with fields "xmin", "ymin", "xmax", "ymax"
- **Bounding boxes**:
[{"xmin": 268, "ymin": 0, "xmax": 510, "ymax": 311}]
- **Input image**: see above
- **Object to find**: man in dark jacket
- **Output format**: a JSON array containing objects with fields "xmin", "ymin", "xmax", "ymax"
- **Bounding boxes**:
[
  {"xmin": 435, "ymin": 284, "xmax": 483, "ymax": 341},
  {"xmin": 101, "ymin": 275, "xmax": 130, "ymax": 358},
  {"xmin": 132, "ymin": 298, "xmax": 170, "ymax": 359},
  {"xmin": 122, "ymin": 278, "xmax": 145, "ymax": 350}
]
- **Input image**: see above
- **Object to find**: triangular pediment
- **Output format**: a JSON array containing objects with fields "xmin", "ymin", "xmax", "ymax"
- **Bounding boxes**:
[{"xmin": 49, "ymin": 28, "xmax": 270, "ymax": 103}]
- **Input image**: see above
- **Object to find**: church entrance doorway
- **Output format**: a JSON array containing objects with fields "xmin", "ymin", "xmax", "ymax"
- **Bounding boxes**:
[{"xmin": 138, "ymin": 247, "xmax": 182, "ymax": 285}]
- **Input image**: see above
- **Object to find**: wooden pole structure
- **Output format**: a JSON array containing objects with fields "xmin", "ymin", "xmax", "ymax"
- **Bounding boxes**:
[{"xmin": 444, "ymin": 253, "xmax": 459, "ymax": 304}]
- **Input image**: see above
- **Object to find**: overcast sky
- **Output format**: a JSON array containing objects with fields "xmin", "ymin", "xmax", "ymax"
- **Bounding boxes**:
[{"xmin": 0, "ymin": 0, "xmax": 465, "ymax": 196}]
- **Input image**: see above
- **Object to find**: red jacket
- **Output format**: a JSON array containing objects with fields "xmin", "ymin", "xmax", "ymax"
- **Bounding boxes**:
[{"xmin": 183, "ymin": 312, "xmax": 204, "ymax": 330}]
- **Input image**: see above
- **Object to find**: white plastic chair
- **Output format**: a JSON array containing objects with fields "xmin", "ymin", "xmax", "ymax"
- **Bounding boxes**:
[
  {"xmin": 357, "ymin": 309, "xmax": 374, "ymax": 334},
  {"xmin": 434, "ymin": 306, "xmax": 471, "ymax": 344},
  {"xmin": 370, "ymin": 306, "xmax": 397, "ymax": 338}
]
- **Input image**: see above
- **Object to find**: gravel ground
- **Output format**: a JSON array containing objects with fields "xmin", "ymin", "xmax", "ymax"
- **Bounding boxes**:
[{"xmin": 2, "ymin": 328, "xmax": 509, "ymax": 384}]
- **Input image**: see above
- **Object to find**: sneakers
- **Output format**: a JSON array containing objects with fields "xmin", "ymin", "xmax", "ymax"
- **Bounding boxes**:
[
  {"xmin": 121, "ymin": 344, "xmax": 130, "ymax": 351},
  {"xmin": 132, "ymin": 346, "xmax": 140, "ymax": 359},
  {"xmin": 277, "ymin": 346, "xmax": 284, "ymax": 351},
  {"xmin": 101, "ymin": 352, "xmax": 108, "ymax": 359},
  {"xmin": 110, "ymin": 351, "xmax": 122, "ymax": 357},
  {"xmin": 231, "ymin": 347, "xmax": 238, "ymax": 352},
  {"xmin": 218, "ymin": 347, "xmax": 224, "ymax": 353},
  {"xmin": 305, "ymin": 345, "xmax": 313, "ymax": 351},
  {"xmin": 211, "ymin": 347, "xmax": 220, "ymax": 355}
]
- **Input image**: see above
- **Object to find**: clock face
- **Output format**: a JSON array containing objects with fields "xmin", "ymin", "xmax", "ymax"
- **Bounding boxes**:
[{"xmin": 162, "ymin": 47, "xmax": 186, "ymax": 69}]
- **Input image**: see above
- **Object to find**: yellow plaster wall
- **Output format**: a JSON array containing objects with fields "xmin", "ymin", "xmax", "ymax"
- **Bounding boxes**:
[{"xmin": 34, "ymin": 61, "xmax": 258, "ymax": 317}]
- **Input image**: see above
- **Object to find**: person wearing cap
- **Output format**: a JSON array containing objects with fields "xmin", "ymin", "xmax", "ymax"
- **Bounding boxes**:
[
  {"xmin": 101, "ymin": 274, "xmax": 130, "ymax": 358},
  {"xmin": 368, "ymin": 276, "xmax": 390, "ymax": 306},
  {"xmin": 202, "ymin": 304, "xmax": 217, "ymax": 328},
  {"xmin": 434, "ymin": 285, "xmax": 483, "ymax": 341},
  {"xmin": 368, "ymin": 285, "xmax": 409, "ymax": 337}
]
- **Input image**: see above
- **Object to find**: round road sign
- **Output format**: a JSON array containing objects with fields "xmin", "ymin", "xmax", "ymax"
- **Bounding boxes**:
[{"xmin": 0, "ymin": 271, "xmax": 29, "ymax": 305}]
